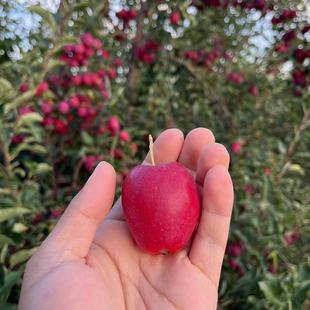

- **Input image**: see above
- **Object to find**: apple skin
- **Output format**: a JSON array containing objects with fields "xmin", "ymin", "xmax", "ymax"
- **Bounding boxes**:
[{"xmin": 122, "ymin": 162, "xmax": 201, "ymax": 254}]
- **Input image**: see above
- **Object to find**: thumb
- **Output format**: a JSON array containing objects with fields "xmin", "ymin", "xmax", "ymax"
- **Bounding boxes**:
[{"xmin": 42, "ymin": 161, "xmax": 116, "ymax": 260}]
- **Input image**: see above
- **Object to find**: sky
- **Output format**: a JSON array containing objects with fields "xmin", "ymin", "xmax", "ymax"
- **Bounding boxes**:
[{"xmin": 19, "ymin": 0, "xmax": 60, "ymax": 13}]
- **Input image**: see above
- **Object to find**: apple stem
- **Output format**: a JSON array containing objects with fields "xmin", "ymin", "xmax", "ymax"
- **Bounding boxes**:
[{"xmin": 148, "ymin": 134, "xmax": 155, "ymax": 166}]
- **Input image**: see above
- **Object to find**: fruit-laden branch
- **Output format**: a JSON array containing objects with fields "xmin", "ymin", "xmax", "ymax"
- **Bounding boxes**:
[
  {"xmin": 276, "ymin": 108, "xmax": 310, "ymax": 182},
  {"xmin": 125, "ymin": 2, "xmax": 150, "ymax": 106}
]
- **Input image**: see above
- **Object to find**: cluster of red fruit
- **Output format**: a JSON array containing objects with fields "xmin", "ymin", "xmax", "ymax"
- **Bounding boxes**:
[
  {"xmin": 58, "ymin": 32, "xmax": 118, "ymax": 100},
  {"xmin": 274, "ymin": 25, "xmax": 310, "ymax": 60},
  {"xmin": 292, "ymin": 70, "xmax": 307, "ymax": 89},
  {"xmin": 116, "ymin": 9, "xmax": 137, "ymax": 25},
  {"xmin": 272, "ymin": 8, "xmax": 309, "ymax": 97},
  {"xmin": 184, "ymin": 48, "xmax": 259, "ymax": 96},
  {"xmin": 226, "ymin": 241, "xmax": 245, "ymax": 276},
  {"xmin": 114, "ymin": 8, "xmax": 137, "ymax": 40},
  {"xmin": 135, "ymin": 40, "xmax": 160, "ymax": 64},
  {"xmin": 32, "ymin": 78, "xmax": 105, "ymax": 135},
  {"xmin": 40, "ymin": 93, "xmax": 101, "ymax": 134},
  {"xmin": 184, "ymin": 48, "xmax": 221, "ymax": 67},
  {"xmin": 278, "ymin": 24, "xmax": 309, "ymax": 54},
  {"xmin": 60, "ymin": 33, "xmax": 104, "ymax": 67},
  {"xmin": 226, "ymin": 72, "xmax": 244, "ymax": 85},
  {"xmin": 271, "ymin": 9, "xmax": 297, "ymax": 25},
  {"xmin": 193, "ymin": 0, "xmax": 270, "ymax": 12},
  {"xmin": 293, "ymin": 48, "xmax": 310, "ymax": 64},
  {"xmin": 39, "ymin": 96, "xmax": 132, "ymax": 166},
  {"xmin": 15, "ymin": 33, "xmax": 136, "ymax": 174},
  {"xmin": 227, "ymin": 73, "xmax": 259, "ymax": 96},
  {"xmin": 40, "ymin": 94, "xmax": 131, "ymax": 170}
]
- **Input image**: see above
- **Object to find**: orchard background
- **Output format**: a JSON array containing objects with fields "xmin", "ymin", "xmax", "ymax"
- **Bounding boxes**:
[{"xmin": 0, "ymin": 0, "xmax": 309, "ymax": 309}]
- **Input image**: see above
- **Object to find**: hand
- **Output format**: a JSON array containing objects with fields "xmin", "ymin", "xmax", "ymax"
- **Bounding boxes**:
[{"xmin": 19, "ymin": 128, "xmax": 234, "ymax": 310}]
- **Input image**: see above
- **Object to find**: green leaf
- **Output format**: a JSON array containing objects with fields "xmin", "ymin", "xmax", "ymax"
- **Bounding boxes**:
[
  {"xmin": 16, "ymin": 112, "xmax": 43, "ymax": 128},
  {"xmin": 0, "ymin": 266, "xmax": 4, "ymax": 287},
  {"xmin": 0, "ymin": 188, "xmax": 12, "ymax": 195},
  {"xmin": 12, "ymin": 223, "xmax": 28, "ymax": 233},
  {"xmin": 11, "ymin": 143, "xmax": 47, "ymax": 160},
  {"xmin": 3, "ymin": 90, "xmax": 36, "ymax": 114},
  {"xmin": 228, "ymin": 270, "xmax": 259, "ymax": 297},
  {"xmin": 71, "ymin": 2, "xmax": 92, "ymax": 12},
  {"xmin": 277, "ymin": 141, "xmax": 286, "ymax": 154},
  {"xmin": 0, "ymin": 208, "xmax": 31, "ymax": 223},
  {"xmin": 20, "ymin": 181, "xmax": 41, "ymax": 209},
  {"xmin": 46, "ymin": 59, "xmax": 65, "ymax": 72},
  {"xmin": 12, "ymin": 168, "xmax": 26, "ymax": 179},
  {"xmin": 29, "ymin": 5, "xmax": 57, "ymax": 33},
  {"xmin": 0, "ymin": 77, "xmax": 14, "ymax": 100},
  {"xmin": 57, "ymin": 36, "xmax": 78, "ymax": 45},
  {"xmin": 0, "ymin": 235, "xmax": 16, "ymax": 246},
  {"xmin": 287, "ymin": 164, "xmax": 305, "ymax": 175},
  {"xmin": 0, "ymin": 303, "xmax": 17, "ymax": 310},
  {"xmin": 193, "ymin": 101, "xmax": 200, "ymax": 116},
  {"xmin": 81, "ymin": 131, "xmax": 94, "ymax": 145},
  {"xmin": 294, "ymin": 281, "xmax": 310, "ymax": 307},
  {"xmin": 299, "ymin": 264, "xmax": 310, "ymax": 282},
  {"xmin": 34, "ymin": 163, "xmax": 52, "ymax": 176},
  {"xmin": 258, "ymin": 281, "xmax": 282, "ymax": 306},
  {"xmin": 10, "ymin": 247, "xmax": 38, "ymax": 268},
  {"xmin": 0, "ymin": 271, "xmax": 21, "ymax": 303},
  {"xmin": 0, "ymin": 244, "xmax": 8, "ymax": 264}
]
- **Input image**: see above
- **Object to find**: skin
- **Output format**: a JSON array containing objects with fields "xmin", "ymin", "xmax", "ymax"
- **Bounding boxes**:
[{"xmin": 19, "ymin": 128, "xmax": 234, "ymax": 310}]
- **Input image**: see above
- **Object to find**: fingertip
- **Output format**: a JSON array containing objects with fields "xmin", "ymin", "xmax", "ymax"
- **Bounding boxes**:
[
  {"xmin": 204, "ymin": 165, "xmax": 234, "ymax": 215},
  {"xmin": 179, "ymin": 128, "xmax": 215, "ymax": 170},
  {"xmin": 196, "ymin": 143, "xmax": 230, "ymax": 184},
  {"xmin": 208, "ymin": 143, "xmax": 230, "ymax": 166},
  {"xmin": 203, "ymin": 143, "xmax": 230, "ymax": 163},
  {"xmin": 160, "ymin": 128, "xmax": 184, "ymax": 140},
  {"xmin": 187, "ymin": 127, "xmax": 215, "ymax": 142},
  {"xmin": 144, "ymin": 128, "xmax": 184, "ymax": 164},
  {"xmin": 154, "ymin": 128, "xmax": 184, "ymax": 146},
  {"xmin": 96, "ymin": 161, "xmax": 116, "ymax": 180}
]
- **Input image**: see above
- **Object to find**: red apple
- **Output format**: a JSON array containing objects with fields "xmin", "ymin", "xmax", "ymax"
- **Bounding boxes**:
[{"xmin": 122, "ymin": 139, "xmax": 201, "ymax": 254}]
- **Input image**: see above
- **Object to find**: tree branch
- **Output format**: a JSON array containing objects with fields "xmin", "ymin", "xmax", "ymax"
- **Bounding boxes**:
[
  {"xmin": 276, "ymin": 109, "xmax": 310, "ymax": 182},
  {"xmin": 0, "ymin": 138, "xmax": 11, "ymax": 177},
  {"xmin": 72, "ymin": 157, "xmax": 84, "ymax": 193},
  {"xmin": 125, "ymin": 2, "xmax": 150, "ymax": 109}
]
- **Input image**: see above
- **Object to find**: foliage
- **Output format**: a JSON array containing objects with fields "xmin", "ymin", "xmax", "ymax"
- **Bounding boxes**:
[{"xmin": 0, "ymin": 0, "xmax": 309, "ymax": 308}]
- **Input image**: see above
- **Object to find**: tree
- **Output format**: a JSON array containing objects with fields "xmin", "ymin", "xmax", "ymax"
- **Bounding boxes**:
[{"xmin": 0, "ymin": 0, "xmax": 309, "ymax": 308}]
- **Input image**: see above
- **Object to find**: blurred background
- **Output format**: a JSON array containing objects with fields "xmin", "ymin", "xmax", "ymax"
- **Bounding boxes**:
[{"xmin": 0, "ymin": 0, "xmax": 309, "ymax": 309}]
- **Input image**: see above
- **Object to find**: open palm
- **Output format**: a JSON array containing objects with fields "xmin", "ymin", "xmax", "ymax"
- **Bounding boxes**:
[{"xmin": 19, "ymin": 128, "xmax": 234, "ymax": 310}]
